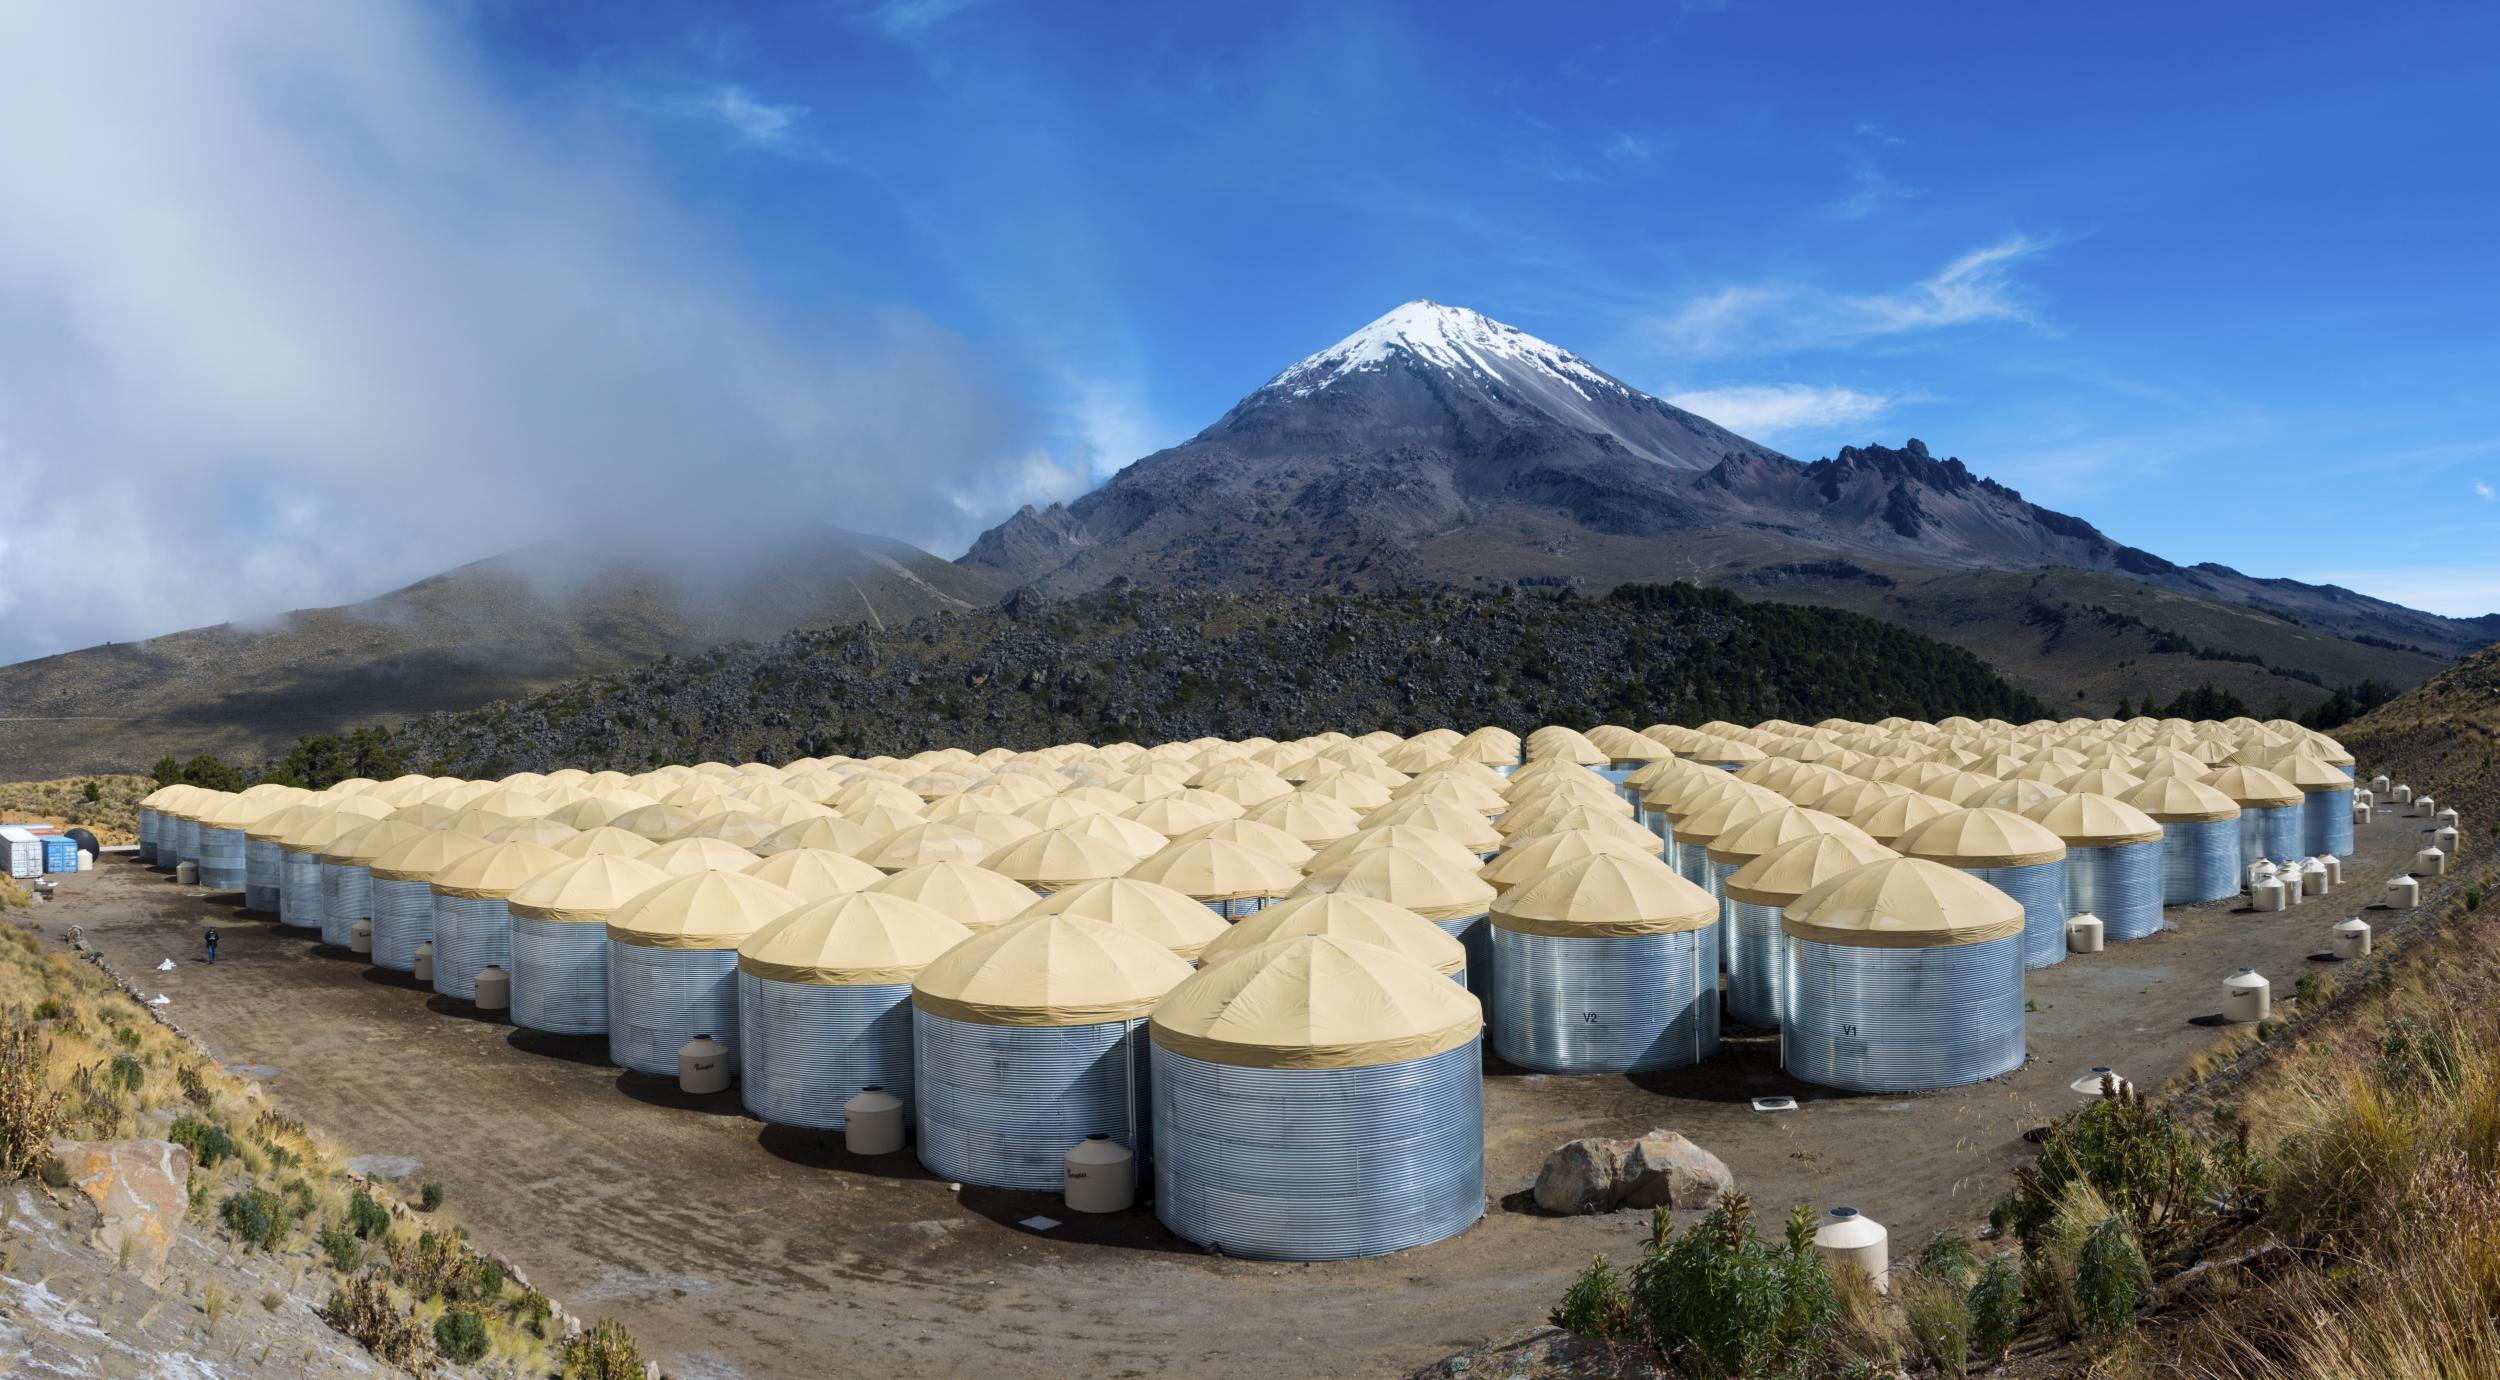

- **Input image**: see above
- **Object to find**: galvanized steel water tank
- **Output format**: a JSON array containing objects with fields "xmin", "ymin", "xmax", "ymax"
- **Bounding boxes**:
[
  {"xmin": 168, "ymin": 790, "xmax": 212, "ymax": 873},
  {"xmin": 366, "ymin": 831, "xmax": 488, "ymax": 973},
  {"xmin": 242, "ymin": 803, "xmax": 321, "ymax": 914},
  {"xmin": 2023, "ymin": 793, "xmax": 2165, "ymax": 941},
  {"xmin": 604, "ymin": 870, "xmax": 800, "ymax": 1076},
  {"xmin": 1704, "ymin": 807, "xmax": 1880, "ymax": 935},
  {"xmin": 1124, "ymin": 836, "xmax": 1300, "ymax": 920},
  {"xmin": 274, "ymin": 808, "xmax": 381, "ymax": 937},
  {"xmin": 1895, "ymin": 808, "xmax": 2070, "ymax": 970},
  {"xmin": 1669, "ymin": 789, "xmax": 1786, "ymax": 902},
  {"xmin": 2207, "ymin": 765, "xmax": 2304, "ymax": 869},
  {"xmin": 429, "ymin": 841, "xmax": 569, "ymax": 1002},
  {"xmin": 1293, "ymin": 845, "xmax": 1498, "ymax": 1015},
  {"xmin": 738, "ymin": 891, "xmax": 971, "ymax": 1129},
  {"xmin": 2118, "ymin": 777, "xmax": 2241, "ymax": 905},
  {"xmin": 194, "ymin": 793, "xmax": 269, "ymax": 894},
  {"xmin": 319, "ymin": 820, "xmax": 430, "ymax": 950},
  {"xmin": 1151, "ymin": 934, "xmax": 1485, "ymax": 1260},
  {"xmin": 2273, "ymin": 754, "xmax": 2357, "ymax": 858},
  {"xmin": 506, "ymin": 854, "xmax": 673, "ymax": 1036},
  {"xmin": 1194, "ymin": 891, "xmax": 1467, "ymax": 980},
  {"xmin": 1781, "ymin": 857, "xmax": 2028, "ymax": 1093},
  {"xmin": 910, "ymin": 913, "xmax": 1192, "ymax": 1191},
  {"xmin": 1490, "ymin": 853, "xmax": 1719, "ymax": 1073},
  {"xmin": 1721, "ymin": 832, "xmax": 1899, "ymax": 1029}
]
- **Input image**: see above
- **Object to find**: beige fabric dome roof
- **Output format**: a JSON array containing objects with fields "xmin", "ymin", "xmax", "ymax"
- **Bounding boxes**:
[
  {"xmin": 1195, "ymin": 893, "xmax": 1466, "ymax": 977},
  {"xmin": 856, "ymin": 821, "xmax": 994, "ymax": 872},
  {"xmin": 1672, "ymin": 791, "xmax": 1786, "ymax": 851},
  {"xmin": 1491, "ymin": 852, "xmax": 1715, "ymax": 937},
  {"xmin": 1307, "ymin": 825, "xmax": 1486, "ymax": 878},
  {"xmin": 1017, "ymin": 878, "xmax": 1230, "ymax": 961},
  {"xmin": 755, "ymin": 814, "xmax": 879, "ymax": 858},
  {"xmin": 1896, "ymin": 807, "xmax": 2068, "ymax": 868},
  {"xmin": 1478, "ymin": 828, "xmax": 1659, "ymax": 893},
  {"xmin": 369, "ymin": 830, "xmax": 490, "ymax": 883},
  {"xmin": 610, "ymin": 803, "xmax": 702, "ymax": 841},
  {"xmin": 322, "ymin": 819, "xmax": 432, "ymax": 868},
  {"xmin": 2119, "ymin": 776, "xmax": 2242, "ymax": 823},
  {"xmin": 1961, "ymin": 779, "xmax": 2067, "ymax": 814},
  {"xmin": 1361, "ymin": 798, "xmax": 1502, "ymax": 851},
  {"xmin": 1782, "ymin": 856, "xmax": 2027, "ymax": 949},
  {"xmin": 639, "ymin": 836, "xmax": 760, "ymax": 876},
  {"xmin": 868, "ymin": 860, "xmax": 1045, "ymax": 930},
  {"xmin": 2270, "ymin": 753, "xmax": 2356, "ymax": 794},
  {"xmin": 1172, "ymin": 817, "xmax": 1318, "ymax": 868},
  {"xmin": 743, "ymin": 847, "xmax": 887, "ymax": 900},
  {"xmin": 1242, "ymin": 792, "xmax": 1365, "ymax": 845},
  {"xmin": 911, "ymin": 912, "xmax": 1192, "ymax": 1026},
  {"xmin": 1125, "ymin": 836, "xmax": 1301, "ymax": 902},
  {"xmin": 1723, "ymin": 833, "xmax": 1900, "ymax": 909},
  {"xmin": 2022, "ymin": 793, "xmax": 2163, "ymax": 848},
  {"xmin": 739, "ymin": 892, "xmax": 971, "ymax": 986},
  {"xmin": 2058, "ymin": 768, "xmax": 2147, "ymax": 799},
  {"xmin": 196, "ymin": 793, "xmax": 281, "ymax": 830},
  {"xmin": 606, "ymin": 870, "xmax": 801, "ymax": 951},
  {"xmin": 1150, "ymin": 935, "xmax": 1481, "ymax": 1069},
  {"xmin": 981, "ymin": 826, "xmax": 1140, "ymax": 891},
  {"xmin": 1847, "ymin": 791, "xmax": 1959, "ymax": 847},
  {"xmin": 430, "ymin": 840, "xmax": 570, "ymax": 900},
  {"xmin": 507, "ymin": 855, "xmax": 673, "ymax": 924},
  {"xmin": 2204, "ymin": 764, "xmax": 2301, "ymax": 808},
  {"xmin": 1703, "ymin": 806, "xmax": 1876, "ymax": 866},
  {"xmin": 555, "ymin": 827, "xmax": 657, "ymax": 860},
  {"xmin": 1293, "ymin": 845, "xmax": 1496, "ymax": 922}
]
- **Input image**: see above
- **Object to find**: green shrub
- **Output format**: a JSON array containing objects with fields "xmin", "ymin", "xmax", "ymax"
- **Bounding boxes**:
[
  {"xmin": 418, "ymin": 1181, "xmax": 444, "ymax": 1212},
  {"xmin": 560, "ymin": 1319, "xmax": 646, "ymax": 1380},
  {"xmin": 513, "ymin": 1288, "xmax": 553, "ymax": 1338},
  {"xmin": 2003, "ymin": 1087, "xmax": 2209, "ymax": 1252},
  {"xmin": 1625, "ymin": 1195, "xmax": 1836, "ymax": 1377},
  {"xmin": 1967, "ymin": 1255, "xmax": 2022, "ymax": 1362},
  {"xmin": 113, "ymin": 1026, "xmax": 142, "ymax": 1051},
  {"xmin": 169, "ymin": 1114, "xmax": 235, "ymax": 1169},
  {"xmin": 2072, "ymin": 1216, "xmax": 2149, "ymax": 1338},
  {"xmin": 1552, "ymin": 1254, "xmax": 1633, "ymax": 1339},
  {"xmin": 474, "ymin": 1257, "xmax": 504, "ymax": 1299},
  {"xmin": 280, "ymin": 1177, "xmax": 316, "ymax": 1221},
  {"xmin": 219, "ymin": 1188, "xmax": 286, "ymax": 1250},
  {"xmin": 31, "ymin": 999, "xmax": 60, "ymax": 1021},
  {"xmin": 1915, "ymin": 1231, "xmax": 1979, "ymax": 1289},
  {"xmin": 347, "ymin": 1189, "xmax": 390, "ymax": 1239},
  {"xmin": 433, "ymin": 1305, "xmax": 490, "ymax": 1364},
  {"xmin": 318, "ymin": 1221, "xmax": 364, "ymax": 1272}
]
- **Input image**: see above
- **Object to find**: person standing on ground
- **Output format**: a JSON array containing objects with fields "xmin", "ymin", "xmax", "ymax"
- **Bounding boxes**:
[{"xmin": 204, "ymin": 925, "xmax": 219, "ymax": 965}]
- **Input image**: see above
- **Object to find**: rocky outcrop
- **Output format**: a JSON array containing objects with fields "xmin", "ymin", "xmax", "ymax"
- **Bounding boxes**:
[
  {"xmin": 49, "ymin": 1137, "xmax": 193, "ymax": 1283},
  {"xmin": 1532, "ymin": 1130, "xmax": 1732, "ymax": 1216}
]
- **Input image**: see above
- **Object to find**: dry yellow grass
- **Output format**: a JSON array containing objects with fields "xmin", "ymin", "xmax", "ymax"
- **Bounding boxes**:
[{"xmin": 0, "ymin": 774, "xmax": 151, "ymax": 845}]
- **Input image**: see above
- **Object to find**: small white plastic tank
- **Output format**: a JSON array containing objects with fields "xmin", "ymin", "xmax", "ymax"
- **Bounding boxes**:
[
  {"xmin": 2278, "ymin": 865, "xmax": 2304, "ymax": 904},
  {"xmin": 2370, "ymin": 774, "xmax": 2391, "ymax": 795},
  {"xmin": 1064, "ymin": 1134, "xmax": 1137, "ymax": 1214},
  {"xmin": 351, "ymin": 918, "xmax": 373, "ymax": 955},
  {"xmin": 2069, "ymin": 1066, "xmax": 2132, "ymax": 1097},
  {"xmin": 2417, "ymin": 846, "xmax": 2448, "ymax": 877},
  {"xmin": 2354, "ymin": 800, "xmax": 2373, "ymax": 826},
  {"xmin": 1812, "ymin": 1207, "xmax": 1890, "ymax": 1293},
  {"xmin": 2436, "ymin": 807, "xmax": 2460, "ymax": 831},
  {"xmin": 2387, "ymin": 874, "xmax": 2420, "ymax": 909},
  {"xmin": 176, "ymin": 860, "xmax": 199, "ymax": 886},
  {"xmin": 473, "ymin": 965, "xmax": 510, "ymax": 1012},
  {"xmin": 2335, "ymin": 917, "xmax": 2371, "ymax": 960},
  {"xmin": 2390, "ymin": 784, "xmax": 2413, "ymax": 804},
  {"xmin": 2301, "ymin": 857, "xmax": 2330, "ymax": 897},
  {"xmin": 678, "ymin": 1034, "xmax": 731, "ymax": 1095},
  {"xmin": 2355, "ymin": 788, "xmax": 2375, "ymax": 810},
  {"xmin": 844, "ymin": 1086, "xmax": 905, "ymax": 1155},
  {"xmin": 411, "ymin": 942, "xmax": 434, "ymax": 985},
  {"xmin": 2246, "ymin": 860, "xmax": 2278, "ymax": 893},
  {"xmin": 2224, "ymin": 969, "xmax": 2271, "ymax": 1023},
  {"xmin": 2414, "ymin": 794, "xmax": 2437, "ymax": 819},
  {"xmin": 2066, "ymin": 914, "xmax": 2104, "ymax": 954},
  {"xmin": 2434, "ymin": 826, "xmax": 2461, "ymax": 854},
  {"xmin": 2251, "ymin": 877, "xmax": 2287, "ymax": 913},
  {"xmin": 2322, "ymin": 854, "xmax": 2343, "ymax": 887}
]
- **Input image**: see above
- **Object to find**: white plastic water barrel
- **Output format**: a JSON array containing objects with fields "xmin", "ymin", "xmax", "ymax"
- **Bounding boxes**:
[
  {"xmin": 2066, "ymin": 914, "xmax": 2105, "ymax": 954},
  {"xmin": 2334, "ymin": 917, "xmax": 2371, "ymax": 959},
  {"xmin": 844, "ymin": 1087, "xmax": 905, "ymax": 1155},
  {"xmin": 2224, "ymin": 969, "xmax": 2271, "ymax": 1023},
  {"xmin": 411, "ymin": 942, "xmax": 434, "ymax": 985},
  {"xmin": 473, "ymin": 965, "xmax": 510, "ymax": 1012},
  {"xmin": 2251, "ymin": 878, "xmax": 2286, "ymax": 913},
  {"xmin": 2417, "ymin": 846, "xmax": 2448, "ymax": 877},
  {"xmin": 2301, "ymin": 857, "xmax": 2329, "ymax": 896},
  {"xmin": 351, "ymin": 919, "xmax": 373, "ymax": 955},
  {"xmin": 2387, "ymin": 874, "xmax": 2420, "ymax": 908},
  {"xmin": 2322, "ymin": 855, "xmax": 2343, "ymax": 887},
  {"xmin": 1812, "ymin": 1207, "xmax": 1890, "ymax": 1293},
  {"xmin": 678, "ymin": 1035, "xmax": 731, "ymax": 1095},
  {"xmin": 2370, "ymin": 774, "xmax": 2390, "ymax": 795},
  {"xmin": 2434, "ymin": 826, "xmax": 2461, "ymax": 854},
  {"xmin": 1064, "ymin": 1134, "xmax": 1137, "ymax": 1214},
  {"xmin": 2414, "ymin": 795, "xmax": 2437, "ymax": 819},
  {"xmin": 2390, "ymin": 784, "xmax": 2412, "ymax": 804},
  {"xmin": 2354, "ymin": 801, "xmax": 2372, "ymax": 826}
]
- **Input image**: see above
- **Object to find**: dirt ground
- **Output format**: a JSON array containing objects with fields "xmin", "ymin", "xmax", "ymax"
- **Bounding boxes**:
[{"xmin": 27, "ymin": 807, "xmax": 2444, "ymax": 1380}]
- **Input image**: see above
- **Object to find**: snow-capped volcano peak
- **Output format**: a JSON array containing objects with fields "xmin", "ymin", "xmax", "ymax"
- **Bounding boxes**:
[{"xmin": 1265, "ymin": 299, "xmax": 1631, "ymax": 401}]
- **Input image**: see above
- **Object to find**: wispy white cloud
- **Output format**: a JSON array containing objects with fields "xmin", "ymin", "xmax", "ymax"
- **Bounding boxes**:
[
  {"xmin": 1664, "ymin": 383, "xmax": 1894, "ymax": 437},
  {"xmin": 2476, "ymin": 480, "xmax": 2496, "ymax": 500},
  {"xmin": 865, "ymin": 0, "xmax": 986, "ymax": 37},
  {"xmin": 1650, "ymin": 233, "xmax": 2050, "ymax": 359},
  {"xmin": 1603, "ymin": 131, "xmax": 1656, "ymax": 163},
  {"xmin": 703, "ymin": 84, "xmax": 810, "ymax": 146},
  {"xmin": 1853, "ymin": 120, "xmax": 1907, "ymax": 147},
  {"xmin": 1827, "ymin": 164, "xmax": 1910, "ymax": 222}
]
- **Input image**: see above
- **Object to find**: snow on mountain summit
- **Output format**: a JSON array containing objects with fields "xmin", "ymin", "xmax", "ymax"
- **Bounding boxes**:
[{"xmin": 1265, "ymin": 300, "xmax": 1631, "ymax": 401}]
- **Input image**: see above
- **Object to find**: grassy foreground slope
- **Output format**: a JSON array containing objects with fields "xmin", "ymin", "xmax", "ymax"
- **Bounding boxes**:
[{"xmin": 380, "ymin": 582, "xmax": 2047, "ymax": 777}]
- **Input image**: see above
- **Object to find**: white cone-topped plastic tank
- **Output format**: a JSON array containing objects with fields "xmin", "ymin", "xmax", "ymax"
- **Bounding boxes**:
[
  {"xmin": 2224, "ymin": 969, "xmax": 2271, "ymax": 1023},
  {"xmin": 1894, "ymin": 808, "xmax": 2071, "ymax": 970},
  {"xmin": 1123, "ymin": 836, "xmax": 1300, "ymax": 921},
  {"xmin": 1490, "ymin": 852, "xmax": 1720, "ymax": 1073},
  {"xmin": 2335, "ymin": 917, "xmax": 2372, "ymax": 959},
  {"xmin": 2414, "ymin": 794, "xmax": 2438, "ymax": 819},
  {"xmin": 1017, "ymin": 878, "xmax": 1230, "ymax": 965},
  {"xmin": 1721, "ymin": 832, "xmax": 1900, "ymax": 1029},
  {"xmin": 1292, "ymin": 845, "xmax": 1496, "ymax": 1016},
  {"xmin": 909, "ymin": 913, "xmax": 1191, "ymax": 1192},
  {"xmin": 1812, "ymin": 1207, "xmax": 1890, "ymax": 1293},
  {"xmin": 365, "ymin": 832, "xmax": 489, "ymax": 974},
  {"xmin": 2387, "ymin": 874, "xmax": 2420, "ymax": 909},
  {"xmin": 844, "ymin": 1087, "xmax": 905, "ymax": 1155},
  {"xmin": 505, "ymin": 854, "xmax": 674, "ymax": 1036},
  {"xmin": 604, "ymin": 871, "xmax": 802, "ymax": 1077},
  {"xmin": 1193, "ymin": 891, "xmax": 1468, "ymax": 982},
  {"xmin": 2417, "ymin": 845, "xmax": 2449, "ymax": 877},
  {"xmin": 736, "ymin": 891, "xmax": 971, "ymax": 1129},
  {"xmin": 678, "ymin": 1035, "xmax": 731, "ymax": 1094},
  {"xmin": 1064, "ymin": 1135, "xmax": 1137, "ymax": 1214},
  {"xmin": 2023, "ymin": 793, "xmax": 2164, "ymax": 942},
  {"xmin": 1150, "ymin": 933, "xmax": 1485, "ymax": 1261},
  {"xmin": 2208, "ymin": 766, "xmax": 2305, "ymax": 872},
  {"xmin": 1779, "ymin": 857, "xmax": 2028, "ymax": 1093},
  {"xmin": 428, "ymin": 841, "xmax": 569, "ymax": 1002}
]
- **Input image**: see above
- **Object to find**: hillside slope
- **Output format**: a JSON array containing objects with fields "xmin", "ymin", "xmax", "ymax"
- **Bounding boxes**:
[
  {"xmin": 2339, "ymin": 637, "xmax": 2500, "ymax": 826},
  {"xmin": 384, "ymin": 583, "xmax": 2046, "ymax": 776},
  {"xmin": 0, "ymin": 531, "xmax": 1007, "ymax": 778}
]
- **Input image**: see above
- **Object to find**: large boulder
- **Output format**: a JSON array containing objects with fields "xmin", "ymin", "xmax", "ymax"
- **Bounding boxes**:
[
  {"xmin": 50, "ymin": 1138, "xmax": 193, "ymax": 1283},
  {"xmin": 1533, "ymin": 1130, "xmax": 1731, "ymax": 1216}
]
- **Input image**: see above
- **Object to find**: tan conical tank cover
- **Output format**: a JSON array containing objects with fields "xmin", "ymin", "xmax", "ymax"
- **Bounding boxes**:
[
  {"xmin": 1503, "ymin": 781, "xmax": 1634, "ymax": 823},
  {"xmin": 981, "ymin": 826, "xmax": 1140, "ymax": 890},
  {"xmin": 2058, "ymin": 767, "xmax": 2146, "ymax": 799},
  {"xmin": 1361, "ymin": 797, "xmax": 1502, "ymax": 850},
  {"xmin": 1688, "ymin": 736, "xmax": 1768, "ymax": 767},
  {"xmin": 680, "ymin": 809, "xmax": 780, "ymax": 849},
  {"xmin": 1451, "ymin": 726, "xmax": 1522, "ymax": 763},
  {"xmin": 1151, "ymin": 934, "xmax": 1481, "ymax": 1070},
  {"xmin": 1053, "ymin": 810, "xmax": 1171, "ymax": 857},
  {"xmin": 610, "ymin": 802, "xmax": 701, "ymax": 840},
  {"xmin": 1492, "ymin": 852, "xmax": 1715, "ymax": 937},
  {"xmin": 2119, "ymin": 776, "xmax": 2241, "ymax": 823},
  {"xmin": 911, "ymin": 912, "xmax": 1192, "ymax": 1026},
  {"xmin": 739, "ymin": 892, "xmax": 972, "ymax": 986},
  {"xmin": 1173, "ymin": 817, "xmax": 1318, "ymax": 868},
  {"xmin": 2023, "ymin": 793, "xmax": 2163, "ymax": 848},
  {"xmin": 744, "ymin": 847, "xmax": 887, "ymax": 899},
  {"xmin": 857, "ymin": 821, "xmax": 994, "ymax": 871},
  {"xmin": 1294, "ymin": 845, "xmax": 1496, "ymax": 922},
  {"xmin": 196, "ymin": 793, "xmax": 279, "ymax": 830},
  {"xmin": 1124, "ymin": 793, "xmax": 1237, "ymax": 836},
  {"xmin": 1723, "ymin": 833, "xmax": 1901, "ymax": 908},
  {"xmin": 940, "ymin": 809, "xmax": 1042, "ymax": 850},
  {"xmin": 1704, "ymin": 807, "xmax": 1877, "ymax": 866},
  {"xmin": 555, "ymin": 826, "xmax": 656, "ymax": 860},
  {"xmin": 1479, "ymin": 828, "xmax": 1659, "ymax": 892},
  {"xmin": 323, "ymin": 819, "xmax": 431, "ymax": 867},
  {"xmin": 1308, "ymin": 825, "xmax": 1485, "ymax": 877},
  {"xmin": 508, "ymin": 854, "xmax": 673, "ymax": 923},
  {"xmin": 2205, "ymin": 764, "xmax": 2301, "ymax": 807},
  {"xmin": 1641, "ymin": 768, "xmax": 1757, "ymax": 815},
  {"xmin": 429, "ymin": 840, "xmax": 570, "ymax": 900},
  {"xmin": 277, "ymin": 809, "xmax": 381, "ymax": 856},
  {"xmin": 1895, "ymin": 807, "xmax": 2068, "ymax": 868},
  {"xmin": 1127, "ymin": 836, "xmax": 1301, "ymax": 902},
  {"xmin": 1962, "ymin": 779, "xmax": 2066, "ymax": 813},
  {"xmin": 1397, "ymin": 771, "xmax": 1509, "ymax": 814},
  {"xmin": 1243, "ymin": 793, "xmax": 1364, "ymax": 844},
  {"xmin": 870, "ymin": 860, "xmax": 1048, "ymax": 930},
  {"xmin": 549, "ymin": 792, "xmax": 653, "ymax": 829},
  {"xmin": 2270, "ymin": 753, "xmax": 2356, "ymax": 794},
  {"xmin": 369, "ymin": 829, "xmax": 489, "ymax": 883},
  {"xmin": 1018, "ymin": 878, "xmax": 1229, "ymax": 960},
  {"xmin": 1848, "ymin": 791, "xmax": 1958, "ymax": 847},
  {"xmin": 756, "ymin": 814, "xmax": 878, "ymax": 857},
  {"xmin": 1196, "ymin": 893, "xmax": 1465, "ymax": 976},
  {"xmin": 485, "ymin": 817, "xmax": 583, "ymax": 848},
  {"xmin": 455, "ymin": 786, "xmax": 556, "ymax": 820},
  {"xmin": 1808, "ymin": 778, "xmax": 1907, "ymax": 819},
  {"xmin": 1782, "ymin": 856, "xmax": 2026, "ymax": 949},
  {"xmin": 606, "ymin": 870, "xmax": 800, "ymax": 950},
  {"xmin": 1673, "ymin": 791, "xmax": 1786, "ymax": 851},
  {"xmin": 639, "ymin": 836, "xmax": 760, "ymax": 876}
]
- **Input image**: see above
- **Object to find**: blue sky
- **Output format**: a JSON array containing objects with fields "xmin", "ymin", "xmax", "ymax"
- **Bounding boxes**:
[{"xmin": 0, "ymin": 2, "xmax": 2495, "ymax": 665}]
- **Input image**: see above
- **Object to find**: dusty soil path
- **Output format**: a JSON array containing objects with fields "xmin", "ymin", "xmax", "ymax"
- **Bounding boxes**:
[{"xmin": 35, "ymin": 809, "xmax": 2436, "ymax": 1380}]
